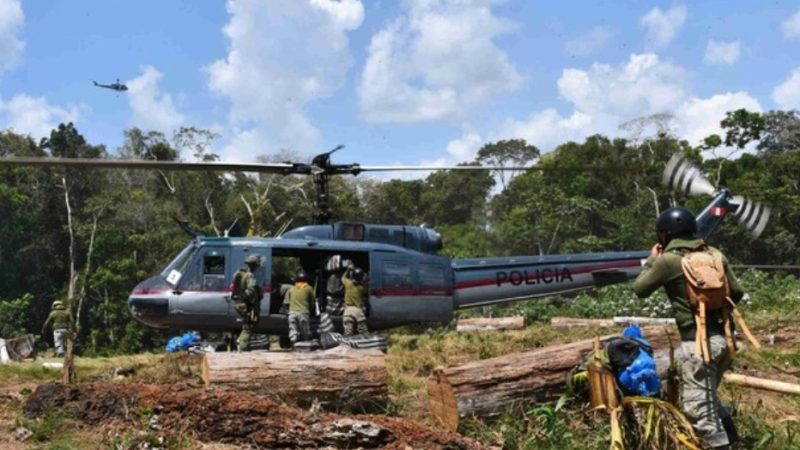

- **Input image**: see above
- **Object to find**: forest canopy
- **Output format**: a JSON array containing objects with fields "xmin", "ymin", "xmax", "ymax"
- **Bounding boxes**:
[{"xmin": 1, "ymin": 109, "xmax": 798, "ymax": 353}]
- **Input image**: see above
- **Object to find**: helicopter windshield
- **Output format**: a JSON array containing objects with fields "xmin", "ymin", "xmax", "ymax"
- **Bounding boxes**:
[{"xmin": 160, "ymin": 243, "xmax": 197, "ymax": 287}]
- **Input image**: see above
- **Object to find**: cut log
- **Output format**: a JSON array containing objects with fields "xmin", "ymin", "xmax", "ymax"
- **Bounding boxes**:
[
  {"xmin": 550, "ymin": 317, "xmax": 614, "ymax": 328},
  {"xmin": 428, "ymin": 325, "xmax": 678, "ymax": 430},
  {"xmin": 456, "ymin": 316, "xmax": 526, "ymax": 332},
  {"xmin": 549, "ymin": 317, "xmax": 676, "ymax": 329},
  {"xmin": 613, "ymin": 317, "xmax": 677, "ymax": 326},
  {"xmin": 203, "ymin": 346, "xmax": 388, "ymax": 410},
  {"xmin": 723, "ymin": 373, "xmax": 800, "ymax": 395}
]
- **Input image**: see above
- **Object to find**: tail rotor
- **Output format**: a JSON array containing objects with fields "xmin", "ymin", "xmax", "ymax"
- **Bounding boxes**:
[{"xmin": 661, "ymin": 154, "xmax": 770, "ymax": 239}]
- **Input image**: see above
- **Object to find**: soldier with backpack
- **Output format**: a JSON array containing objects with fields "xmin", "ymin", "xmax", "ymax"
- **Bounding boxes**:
[
  {"xmin": 232, "ymin": 254, "xmax": 263, "ymax": 351},
  {"xmin": 634, "ymin": 207, "xmax": 756, "ymax": 449}
]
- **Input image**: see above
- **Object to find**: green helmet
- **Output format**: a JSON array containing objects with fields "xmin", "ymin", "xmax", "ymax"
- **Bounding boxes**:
[
  {"xmin": 245, "ymin": 254, "xmax": 261, "ymax": 266},
  {"xmin": 52, "ymin": 300, "xmax": 63, "ymax": 308}
]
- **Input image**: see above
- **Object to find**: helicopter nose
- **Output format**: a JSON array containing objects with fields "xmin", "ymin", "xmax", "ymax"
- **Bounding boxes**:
[{"xmin": 128, "ymin": 276, "xmax": 171, "ymax": 329}]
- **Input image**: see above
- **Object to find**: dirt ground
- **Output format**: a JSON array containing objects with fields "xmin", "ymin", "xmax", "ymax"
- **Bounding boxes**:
[{"xmin": 21, "ymin": 382, "xmax": 486, "ymax": 449}]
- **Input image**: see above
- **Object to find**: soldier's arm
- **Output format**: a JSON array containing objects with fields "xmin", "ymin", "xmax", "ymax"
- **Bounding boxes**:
[
  {"xmin": 244, "ymin": 274, "xmax": 258, "ymax": 298},
  {"xmin": 41, "ymin": 312, "xmax": 53, "ymax": 334},
  {"xmin": 723, "ymin": 256, "xmax": 744, "ymax": 302},
  {"xmin": 633, "ymin": 255, "xmax": 667, "ymax": 298}
]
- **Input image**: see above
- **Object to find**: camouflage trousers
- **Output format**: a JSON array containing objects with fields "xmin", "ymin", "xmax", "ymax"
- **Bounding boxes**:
[
  {"xmin": 233, "ymin": 300, "xmax": 255, "ymax": 351},
  {"xmin": 343, "ymin": 306, "xmax": 368, "ymax": 336},
  {"xmin": 288, "ymin": 312, "xmax": 311, "ymax": 344},
  {"xmin": 679, "ymin": 334, "xmax": 732, "ymax": 448},
  {"xmin": 53, "ymin": 328, "xmax": 68, "ymax": 357}
]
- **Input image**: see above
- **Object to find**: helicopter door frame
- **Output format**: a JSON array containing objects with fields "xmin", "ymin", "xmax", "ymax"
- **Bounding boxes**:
[{"xmin": 169, "ymin": 245, "xmax": 234, "ymax": 330}]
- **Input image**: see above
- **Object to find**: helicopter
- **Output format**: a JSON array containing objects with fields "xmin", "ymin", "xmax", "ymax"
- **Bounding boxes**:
[
  {"xmin": 0, "ymin": 151, "xmax": 770, "ymax": 346},
  {"xmin": 93, "ymin": 78, "xmax": 128, "ymax": 92}
]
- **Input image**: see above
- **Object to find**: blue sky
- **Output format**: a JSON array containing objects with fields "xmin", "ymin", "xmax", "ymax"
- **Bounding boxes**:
[{"xmin": 1, "ymin": 0, "xmax": 799, "ymax": 169}]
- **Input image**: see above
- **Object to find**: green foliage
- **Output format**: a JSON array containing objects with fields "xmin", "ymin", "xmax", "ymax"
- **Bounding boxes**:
[{"xmin": 0, "ymin": 293, "xmax": 34, "ymax": 337}]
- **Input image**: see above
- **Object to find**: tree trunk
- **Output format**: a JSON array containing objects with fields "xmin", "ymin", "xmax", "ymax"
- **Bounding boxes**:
[
  {"xmin": 456, "ymin": 316, "xmax": 527, "ymax": 332},
  {"xmin": 427, "ymin": 325, "xmax": 678, "ymax": 430},
  {"xmin": 203, "ymin": 346, "xmax": 388, "ymax": 411}
]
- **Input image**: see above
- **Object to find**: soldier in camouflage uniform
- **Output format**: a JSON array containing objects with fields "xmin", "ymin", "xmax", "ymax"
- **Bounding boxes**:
[
  {"xmin": 232, "ymin": 254, "xmax": 262, "ymax": 351},
  {"xmin": 42, "ymin": 300, "xmax": 72, "ymax": 357},
  {"xmin": 288, "ymin": 271, "xmax": 314, "ymax": 345},
  {"xmin": 634, "ymin": 208, "xmax": 743, "ymax": 449},
  {"xmin": 341, "ymin": 265, "xmax": 368, "ymax": 336}
]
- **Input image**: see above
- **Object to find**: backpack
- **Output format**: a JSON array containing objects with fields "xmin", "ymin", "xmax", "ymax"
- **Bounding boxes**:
[
  {"xmin": 231, "ymin": 269, "xmax": 249, "ymax": 302},
  {"xmin": 681, "ymin": 244, "xmax": 760, "ymax": 362}
]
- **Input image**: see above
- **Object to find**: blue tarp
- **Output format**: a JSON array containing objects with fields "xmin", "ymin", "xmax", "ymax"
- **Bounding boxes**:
[{"xmin": 165, "ymin": 331, "xmax": 200, "ymax": 353}]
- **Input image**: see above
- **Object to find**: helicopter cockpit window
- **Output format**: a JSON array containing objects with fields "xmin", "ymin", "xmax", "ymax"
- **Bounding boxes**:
[
  {"xmin": 160, "ymin": 244, "xmax": 196, "ymax": 287},
  {"xmin": 382, "ymin": 261, "xmax": 412, "ymax": 289},
  {"xmin": 179, "ymin": 249, "xmax": 227, "ymax": 291},
  {"xmin": 202, "ymin": 253, "xmax": 227, "ymax": 291}
]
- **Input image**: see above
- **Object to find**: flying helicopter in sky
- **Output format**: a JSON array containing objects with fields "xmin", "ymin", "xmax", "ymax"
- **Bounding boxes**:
[
  {"xmin": 93, "ymin": 78, "xmax": 128, "ymax": 92},
  {"xmin": 0, "ymin": 151, "xmax": 770, "ymax": 347}
]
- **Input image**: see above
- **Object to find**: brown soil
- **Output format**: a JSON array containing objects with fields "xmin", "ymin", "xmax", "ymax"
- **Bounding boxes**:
[{"xmin": 23, "ymin": 382, "xmax": 485, "ymax": 449}]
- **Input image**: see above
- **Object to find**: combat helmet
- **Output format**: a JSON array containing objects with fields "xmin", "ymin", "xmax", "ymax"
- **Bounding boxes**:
[
  {"xmin": 244, "ymin": 254, "xmax": 261, "ymax": 266},
  {"xmin": 655, "ymin": 207, "xmax": 697, "ymax": 245}
]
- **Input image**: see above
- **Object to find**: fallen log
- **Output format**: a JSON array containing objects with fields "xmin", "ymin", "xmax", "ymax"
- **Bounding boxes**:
[
  {"xmin": 723, "ymin": 373, "xmax": 800, "ymax": 395},
  {"xmin": 203, "ymin": 346, "xmax": 388, "ymax": 410},
  {"xmin": 550, "ymin": 317, "xmax": 676, "ymax": 329},
  {"xmin": 427, "ymin": 325, "xmax": 678, "ymax": 430},
  {"xmin": 456, "ymin": 316, "xmax": 527, "ymax": 332},
  {"xmin": 550, "ymin": 317, "xmax": 614, "ymax": 328}
]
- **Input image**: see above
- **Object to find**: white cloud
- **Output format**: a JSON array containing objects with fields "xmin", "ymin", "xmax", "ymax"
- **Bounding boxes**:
[
  {"xmin": 565, "ymin": 26, "xmax": 614, "ymax": 56},
  {"xmin": 126, "ymin": 65, "xmax": 184, "ymax": 134},
  {"xmin": 781, "ymin": 9, "xmax": 800, "ymax": 39},
  {"xmin": 557, "ymin": 53, "xmax": 687, "ymax": 121},
  {"xmin": 675, "ymin": 92, "xmax": 761, "ymax": 146},
  {"xmin": 500, "ymin": 109, "xmax": 592, "ymax": 152},
  {"xmin": 640, "ymin": 4, "xmax": 687, "ymax": 47},
  {"xmin": 358, "ymin": 0, "xmax": 522, "ymax": 123},
  {"xmin": 446, "ymin": 131, "xmax": 483, "ymax": 161},
  {"xmin": 0, "ymin": 94, "xmax": 80, "ymax": 140},
  {"xmin": 0, "ymin": 0, "xmax": 24, "ymax": 73},
  {"xmin": 704, "ymin": 40, "xmax": 741, "ymax": 65},
  {"xmin": 207, "ymin": 0, "xmax": 364, "ymax": 156},
  {"xmin": 773, "ymin": 67, "xmax": 800, "ymax": 110}
]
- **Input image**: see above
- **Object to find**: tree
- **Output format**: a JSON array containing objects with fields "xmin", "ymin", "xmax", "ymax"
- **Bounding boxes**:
[{"xmin": 477, "ymin": 139, "xmax": 540, "ymax": 189}]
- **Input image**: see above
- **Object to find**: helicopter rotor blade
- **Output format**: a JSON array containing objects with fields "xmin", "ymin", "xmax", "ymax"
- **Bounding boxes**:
[
  {"xmin": 0, "ymin": 156, "xmax": 294, "ymax": 174},
  {"xmin": 730, "ymin": 195, "xmax": 771, "ymax": 239},
  {"xmin": 358, "ymin": 165, "xmax": 537, "ymax": 171},
  {"xmin": 661, "ymin": 154, "xmax": 716, "ymax": 197}
]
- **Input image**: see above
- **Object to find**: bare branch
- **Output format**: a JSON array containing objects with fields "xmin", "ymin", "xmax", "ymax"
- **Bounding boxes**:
[{"xmin": 205, "ymin": 192, "xmax": 221, "ymax": 237}]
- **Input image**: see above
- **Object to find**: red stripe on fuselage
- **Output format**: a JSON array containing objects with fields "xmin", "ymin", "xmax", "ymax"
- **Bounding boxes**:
[{"xmin": 454, "ymin": 259, "xmax": 642, "ymax": 290}]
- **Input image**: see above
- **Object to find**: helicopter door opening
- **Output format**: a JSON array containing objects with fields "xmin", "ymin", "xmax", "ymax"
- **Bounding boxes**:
[
  {"xmin": 170, "ymin": 246, "xmax": 233, "ymax": 330},
  {"xmin": 269, "ymin": 247, "xmax": 370, "ymax": 325}
]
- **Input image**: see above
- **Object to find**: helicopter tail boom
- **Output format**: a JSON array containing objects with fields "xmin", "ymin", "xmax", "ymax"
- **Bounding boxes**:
[{"xmin": 452, "ymin": 251, "xmax": 648, "ymax": 309}]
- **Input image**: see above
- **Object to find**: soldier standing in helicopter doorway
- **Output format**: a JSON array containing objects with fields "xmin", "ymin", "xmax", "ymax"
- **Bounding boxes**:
[
  {"xmin": 342, "ymin": 264, "xmax": 368, "ymax": 336},
  {"xmin": 634, "ymin": 208, "xmax": 743, "ymax": 449},
  {"xmin": 42, "ymin": 300, "xmax": 73, "ymax": 357},
  {"xmin": 232, "ymin": 254, "xmax": 262, "ymax": 351},
  {"xmin": 288, "ymin": 271, "xmax": 314, "ymax": 345}
]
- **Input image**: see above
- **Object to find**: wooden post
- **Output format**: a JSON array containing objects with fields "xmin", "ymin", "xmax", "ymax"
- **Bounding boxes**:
[{"xmin": 723, "ymin": 373, "xmax": 800, "ymax": 395}]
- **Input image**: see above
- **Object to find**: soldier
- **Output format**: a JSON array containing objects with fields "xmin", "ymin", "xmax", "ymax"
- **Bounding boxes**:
[
  {"xmin": 42, "ymin": 300, "xmax": 72, "ymax": 357},
  {"xmin": 232, "ymin": 254, "xmax": 262, "ymax": 351},
  {"xmin": 634, "ymin": 207, "xmax": 743, "ymax": 449},
  {"xmin": 288, "ymin": 271, "xmax": 314, "ymax": 346},
  {"xmin": 342, "ymin": 264, "xmax": 368, "ymax": 336}
]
